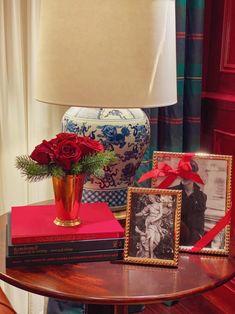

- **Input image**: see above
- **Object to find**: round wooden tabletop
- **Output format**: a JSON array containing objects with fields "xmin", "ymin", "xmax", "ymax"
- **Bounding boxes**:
[{"xmin": 0, "ymin": 213, "xmax": 235, "ymax": 306}]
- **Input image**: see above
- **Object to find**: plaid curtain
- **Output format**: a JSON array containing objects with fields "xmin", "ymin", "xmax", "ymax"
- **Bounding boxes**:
[{"xmin": 136, "ymin": 0, "xmax": 205, "ymax": 184}]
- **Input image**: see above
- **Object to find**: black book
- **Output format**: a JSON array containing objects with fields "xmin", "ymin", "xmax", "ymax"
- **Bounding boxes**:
[
  {"xmin": 6, "ymin": 247, "xmax": 124, "ymax": 267},
  {"xmin": 7, "ymin": 214, "xmax": 124, "ymax": 257}
]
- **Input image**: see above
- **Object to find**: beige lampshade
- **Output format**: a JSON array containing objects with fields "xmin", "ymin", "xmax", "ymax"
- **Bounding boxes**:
[{"xmin": 35, "ymin": 0, "xmax": 177, "ymax": 108}]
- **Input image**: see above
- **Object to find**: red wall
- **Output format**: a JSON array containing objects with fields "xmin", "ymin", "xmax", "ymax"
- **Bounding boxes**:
[{"xmin": 201, "ymin": 0, "xmax": 235, "ymax": 293}]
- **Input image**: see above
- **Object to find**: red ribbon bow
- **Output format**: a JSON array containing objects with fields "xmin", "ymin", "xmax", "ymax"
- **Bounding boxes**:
[{"xmin": 138, "ymin": 153, "xmax": 204, "ymax": 188}]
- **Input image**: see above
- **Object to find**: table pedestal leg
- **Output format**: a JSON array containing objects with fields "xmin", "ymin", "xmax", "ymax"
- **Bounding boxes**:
[{"xmin": 114, "ymin": 304, "xmax": 128, "ymax": 314}]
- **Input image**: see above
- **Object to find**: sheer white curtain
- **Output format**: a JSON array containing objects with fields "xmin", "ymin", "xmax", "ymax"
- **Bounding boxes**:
[{"xmin": 0, "ymin": 0, "xmax": 66, "ymax": 313}]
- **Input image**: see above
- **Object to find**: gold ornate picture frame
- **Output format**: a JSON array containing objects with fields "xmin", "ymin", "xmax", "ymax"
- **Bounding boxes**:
[
  {"xmin": 124, "ymin": 187, "xmax": 182, "ymax": 267},
  {"xmin": 152, "ymin": 152, "xmax": 232, "ymax": 255}
]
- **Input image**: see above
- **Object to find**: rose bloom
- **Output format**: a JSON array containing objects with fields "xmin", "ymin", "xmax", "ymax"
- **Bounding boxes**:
[
  {"xmin": 54, "ymin": 139, "xmax": 82, "ymax": 171},
  {"xmin": 31, "ymin": 133, "xmax": 80, "ymax": 164},
  {"xmin": 56, "ymin": 133, "xmax": 79, "ymax": 143},
  {"xmin": 30, "ymin": 142, "xmax": 54, "ymax": 164},
  {"xmin": 79, "ymin": 136, "xmax": 104, "ymax": 157},
  {"xmin": 42, "ymin": 133, "xmax": 79, "ymax": 155},
  {"xmin": 30, "ymin": 133, "xmax": 104, "ymax": 172},
  {"xmin": 44, "ymin": 138, "xmax": 59, "ymax": 152}
]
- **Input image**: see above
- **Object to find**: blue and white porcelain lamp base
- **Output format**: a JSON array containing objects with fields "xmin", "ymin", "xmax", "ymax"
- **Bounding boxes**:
[{"xmin": 62, "ymin": 107, "xmax": 150, "ymax": 219}]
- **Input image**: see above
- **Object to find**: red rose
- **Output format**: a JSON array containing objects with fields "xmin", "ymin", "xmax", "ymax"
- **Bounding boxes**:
[
  {"xmin": 56, "ymin": 133, "xmax": 79, "ymax": 143},
  {"xmin": 41, "ymin": 139, "xmax": 59, "ymax": 159},
  {"xmin": 54, "ymin": 139, "xmax": 82, "ymax": 171},
  {"xmin": 44, "ymin": 138, "xmax": 59, "ymax": 150},
  {"xmin": 79, "ymin": 137, "xmax": 104, "ymax": 157},
  {"xmin": 30, "ymin": 142, "xmax": 54, "ymax": 165},
  {"xmin": 30, "ymin": 133, "xmax": 103, "ymax": 171}
]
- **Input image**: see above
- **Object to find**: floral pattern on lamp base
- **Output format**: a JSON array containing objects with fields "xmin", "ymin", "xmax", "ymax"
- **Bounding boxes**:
[{"xmin": 62, "ymin": 108, "xmax": 150, "ymax": 218}]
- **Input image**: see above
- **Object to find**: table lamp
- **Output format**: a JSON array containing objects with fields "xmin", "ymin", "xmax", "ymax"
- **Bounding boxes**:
[{"xmin": 35, "ymin": 0, "xmax": 177, "ymax": 218}]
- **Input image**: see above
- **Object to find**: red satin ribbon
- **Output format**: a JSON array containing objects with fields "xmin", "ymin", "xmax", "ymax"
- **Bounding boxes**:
[
  {"xmin": 189, "ymin": 209, "xmax": 232, "ymax": 252},
  {"xmin": 138, "ymin": 153, "xmax": 204, "ymax": 187}
]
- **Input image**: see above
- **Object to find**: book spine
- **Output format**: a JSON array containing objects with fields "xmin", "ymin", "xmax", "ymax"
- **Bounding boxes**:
[
  {"xmin": 8, "ymin": 238, "xmax": 124, "ymax": 256},
  {"xmin": 6, "ymin": 250, "xmax": 123, "ymax": 267},
  {"xmin": 12, "ymin": 231, "xmax": 124, "ymax": 245}
]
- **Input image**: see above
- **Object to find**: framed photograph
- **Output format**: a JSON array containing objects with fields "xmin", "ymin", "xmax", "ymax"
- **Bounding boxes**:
[
  {"xmin": 124, "ymin": 187, "xmax": 182, "ymax": 267},
  {"xmin": 152, "ymin": 152, "xmax": 232, "ymax": 255}
]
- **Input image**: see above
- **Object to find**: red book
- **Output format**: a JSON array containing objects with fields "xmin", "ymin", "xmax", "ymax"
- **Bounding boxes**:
[{"xmin": 11, "ymin": 203, "xmax": 124, "ymax": 244}]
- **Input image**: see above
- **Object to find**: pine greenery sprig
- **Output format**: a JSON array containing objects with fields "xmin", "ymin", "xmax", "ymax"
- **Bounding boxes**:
[
  {"xmin": 16, "ymin": 151, "xmax": 117, "ymax": 182},
  {"xmin": 72, "ymin": 151, "xmax": 117, "ymax": 177},
  {"xmin": 50, "ymin": 165, "xmax": 66, "ymax": 177},
  {"xmin": 15, "ymin": 155, "xmax": 51, "ymax": 182}
]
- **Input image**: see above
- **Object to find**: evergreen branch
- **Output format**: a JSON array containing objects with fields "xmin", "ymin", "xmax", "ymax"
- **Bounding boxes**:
[
  {"xmin": 50, "ymin": 165, "xmax": 66, "ymax": 177},
  {"xmin": 70, "ymin": 162, "xmax": 83, "ymax": 175},
  {"xmin": 72, "ymin": 151, "xmax": 117, "ymax": 176},
  {"xmin": 15, "ymin": 155, "xmax": 50, "ymax": 182},
  {"xmin": 93, "ymin": 169, "xmax": 105, "ymax": 178}
]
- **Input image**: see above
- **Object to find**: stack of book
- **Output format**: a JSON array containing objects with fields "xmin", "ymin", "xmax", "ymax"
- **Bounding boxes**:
[{"xmin": 6, "ymin": 202, "xmax": 125, "ymax": 267}]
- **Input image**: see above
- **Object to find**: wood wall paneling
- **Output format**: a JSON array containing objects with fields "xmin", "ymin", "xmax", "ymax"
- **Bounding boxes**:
[
  {"xmin": 202, "ymin": 0, "xmax": 235, "ymax": 296},
  {"xmin": 220, "ymin": 0, "xmax": 235, "ymax": 72},
  {"xmin": 203, "ymin": 0, "xmax": 235, "ymax": 95}
]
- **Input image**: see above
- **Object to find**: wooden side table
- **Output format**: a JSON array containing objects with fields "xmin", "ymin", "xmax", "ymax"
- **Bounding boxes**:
[{"xmin": 0, "ymin": 213, "xmax": 235, "ymax": 314}]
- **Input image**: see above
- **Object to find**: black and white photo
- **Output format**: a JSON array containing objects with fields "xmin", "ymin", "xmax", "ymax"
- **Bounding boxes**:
[
  {"xmin": 152, "ymin": 152, "xmax": 232, "ymax": 255},
  {"xmin": 124, "ymin": 187, "xmax": 182, "ymax": 267}
]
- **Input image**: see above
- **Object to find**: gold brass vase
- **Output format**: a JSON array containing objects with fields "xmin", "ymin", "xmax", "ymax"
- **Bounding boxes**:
[{"xmin": 52, "ymin": 174, "xmax": 85, "ymax": 227}]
